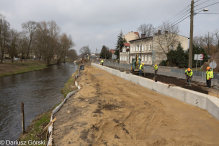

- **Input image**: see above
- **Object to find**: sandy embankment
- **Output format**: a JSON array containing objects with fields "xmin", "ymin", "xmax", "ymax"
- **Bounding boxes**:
[{"xmin": 53, "ymin": 65, "xmax": 219, "ymax": 146}]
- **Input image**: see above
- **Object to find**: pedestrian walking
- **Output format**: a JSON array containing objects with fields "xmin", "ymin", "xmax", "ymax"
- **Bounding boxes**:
[
  {"xmin": 154, "ymin": 64, "xmax": 158, "ymax": 77},
  {"xmin": 185, "ymin": 68, "xmax": 193, "ymax": 86},
  {"xmin": 206, "ymin": 66, "xmax": 214, "ymax": 88},
  {"xmin": 101, "ymin": 60, "xmax": 104, "ymax": 65},
  {"xmin": 139, "ymin": 63, "xmax": 144, "ymax": 76}
]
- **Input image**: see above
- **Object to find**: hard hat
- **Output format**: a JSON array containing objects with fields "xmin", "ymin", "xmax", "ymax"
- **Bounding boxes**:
[
  {"xmin": 207, "ymin": 66, "xmax": 210, "ymax": 70},
  {"xmin": 187, "ymin": 68, "xmax": 191, "ymax": 71},
  {"xmin": 155, "ymin": 64, "xmax": 157, "ymax": 67},
  {"xmin": 142, "ymin": 63, "xmax": 144, "ymax": 65}
]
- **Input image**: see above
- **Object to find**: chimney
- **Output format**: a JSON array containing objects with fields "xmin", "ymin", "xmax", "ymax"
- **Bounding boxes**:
[
  {"xmin": 141, "ymin": 34, "xmax": 145, "ymax": 38},
  {"xmin": 165, "ymin": 31, "xmax": 168, "ymax": 34},
  {"xmin": 158, "ymin": 30, "xmax": 161, "ymax": 35}
]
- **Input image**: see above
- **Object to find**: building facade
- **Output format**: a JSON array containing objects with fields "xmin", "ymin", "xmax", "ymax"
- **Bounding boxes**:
[
  {"xmin": 124, "ymin": 32, "xmax": 189, "ymax": 65},
  {"xmin": 123, "ymin": 31, "xmax": 140, "ymax": 43},
  {"xmin": 120, "ymin": 43, "xmax": 130, "ymax": 63}
]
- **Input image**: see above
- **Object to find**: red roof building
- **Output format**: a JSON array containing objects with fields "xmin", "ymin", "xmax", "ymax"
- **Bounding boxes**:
[{"xmin": 110, "ymin": 49, "xmax": 115, "ymax": 54}]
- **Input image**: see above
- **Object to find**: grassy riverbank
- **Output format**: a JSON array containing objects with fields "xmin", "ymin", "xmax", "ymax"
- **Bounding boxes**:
[
  {"xmin": 60, "ymin": 69, "xmax": 79, "ymax": 97},
  {"xmin": 0, "ymin": 61, "xmax": 49, "ymax": 78},
  {"xmin": 18, "ymin": 68, "xmax": 79, "ymax": 145}
]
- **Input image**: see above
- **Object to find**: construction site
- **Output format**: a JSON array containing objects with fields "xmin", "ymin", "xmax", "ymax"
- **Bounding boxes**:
[{"xmin": 50, "ymin": 60, "xmax": 219, "ymax": 146}]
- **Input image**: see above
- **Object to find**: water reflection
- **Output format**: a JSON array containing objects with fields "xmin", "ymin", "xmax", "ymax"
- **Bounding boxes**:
[{"xmin": 0, "ymin": 62, "xmax": 77, "ymax": 141}]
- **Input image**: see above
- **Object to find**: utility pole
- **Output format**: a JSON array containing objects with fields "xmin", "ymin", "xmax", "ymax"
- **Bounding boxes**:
[{"xmin": 189, "ymin": 0, "xmax": 194, "ymax": 68}]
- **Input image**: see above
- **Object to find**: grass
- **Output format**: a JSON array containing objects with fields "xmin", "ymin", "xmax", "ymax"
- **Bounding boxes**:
[
  {"xmin": 60, "ymin": 69, "xmax": 79, "ymax": 97},
  {"xmin": 18, "ymin": 109, "xmax": 52, "ymax": 146},
  {"xmin": 0, "ymin": 61, "xmax": 48, "ymax": 78},
  {"xmin": 18, "ymin": 64, "xmax": 79, "ymax": 145}
]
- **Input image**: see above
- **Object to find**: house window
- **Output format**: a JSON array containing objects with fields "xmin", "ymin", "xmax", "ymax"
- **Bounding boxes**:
[
  {"xmin": 145, "ymin": 55, "xmax": 147, "ymax": 62},
  {"xmin": 120, "ymin": 56, "xmax": 121, "ymax": 61},
  {"xmin": 149, "ymin": 55, "xmax": 151, "ymax": 61},
  {"xmin": 170, "ymin": 45, "xmax": 173, "ymax": 50},
  {"xmin": 149, "ymin": 45, "xmax": 151, "ymax": 50},
  {"xmin": 145, "ymin": 45, "xmax": 147, "ymax": 51},
  {"xmin": 136, "ymin": 45, "xmax": 138, "ymax": 51},
  {"xmin": 142, "ymin": 45, "xmax": 144, "ymax": 51},
  {"xmin": 139, "ymin": 45, "xmax": 140, "ymax": 51},
  {"xmin": 142, "ymin": 55, "xmax": 144, "ymax": 61}
]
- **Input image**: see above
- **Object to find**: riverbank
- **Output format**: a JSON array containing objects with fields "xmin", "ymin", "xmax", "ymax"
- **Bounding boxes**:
[
  {"xmin": 18, "ymin": 68, "xmax": 79, "ymax": 146},
  {"xmin": 0, "ymin": 61, "xmax": 48, "ymax": 78},
  {"xmin": 53, "ymin": 65, "xmax": 219, "ymax": 146},
  {"xmin": 0, "ymin": 60, "xmax": 75, "ymax": 78}
]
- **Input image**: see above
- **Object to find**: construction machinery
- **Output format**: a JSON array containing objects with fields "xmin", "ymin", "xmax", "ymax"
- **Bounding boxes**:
[{"xmin": 131, "ymin": 54, "xmax": 141, "ymax": 73}]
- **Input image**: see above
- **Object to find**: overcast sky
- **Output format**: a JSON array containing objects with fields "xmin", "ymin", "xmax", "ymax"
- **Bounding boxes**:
[{"xmin": 1, "ymin": 0, "xmax": 218, "ymax": 54}]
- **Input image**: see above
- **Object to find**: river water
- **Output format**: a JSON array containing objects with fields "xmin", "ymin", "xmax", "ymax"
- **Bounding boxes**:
[{"xmin": 0, "ymin": 62, "xmax": 77, "ymax": 141}]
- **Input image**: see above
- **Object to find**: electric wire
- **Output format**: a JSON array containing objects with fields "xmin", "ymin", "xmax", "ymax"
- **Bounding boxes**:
[
  {"xmin": 194, "ymin": 0, "xmax": 210, "ymax": 7},
  {"xmin": 194, "ymin": 1, "xmax": 219, "ymax": 11}
]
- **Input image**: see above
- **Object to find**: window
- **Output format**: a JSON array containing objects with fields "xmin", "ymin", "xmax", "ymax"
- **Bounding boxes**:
[
  {"xmin": 145, "ymin": 55, "xmax": 147, "ymax": 62},
  {"xmin": 142, "ymin": 55, "xmax": 144, "ymax": 61},
  {"xmin": 120, "ymin": 56, "xmax": 121, "ymax": 61},
  {"xmin": 149, "ymin": 55, "xmax": 151, "ymax": 61},
  {"xmin": 170, "ymin": 45, "xmax": 173, "ymax": 50},
  {"xmin": 149, "ymin": 45, "xmax": 151, "ymax": 51},
  {"xmin": 145, "ymin": 45, "xmax": 147, "ymax": 51},
  {"xmin": 142, "ymin": 45, "xmax": 144, "ymax": 51},
  {"xmin": 139, "ymin": 45, "xmax": 140, "ymax": 51},
  {"xmin": 136, "ymin": 45, "xmax": 138, "ymax": 51}
]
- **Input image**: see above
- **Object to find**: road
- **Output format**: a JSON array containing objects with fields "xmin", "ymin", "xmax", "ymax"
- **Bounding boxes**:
[{"xmin": 53, "ymin": 65, "xmax": 219, "ymax": 146}]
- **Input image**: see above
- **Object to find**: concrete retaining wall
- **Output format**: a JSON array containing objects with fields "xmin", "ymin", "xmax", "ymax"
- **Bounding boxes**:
[{"xmin": 92, "ymin": 63, "xmax": 219, "ymax": 121}]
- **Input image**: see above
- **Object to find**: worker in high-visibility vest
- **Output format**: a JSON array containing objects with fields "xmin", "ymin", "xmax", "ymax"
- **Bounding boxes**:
[
  {"xmin": 139, "ymin": 63, "xmax": 144, "ymax": 76},
  {"xmin": 101, "ymin": 60, "xmax": 104, "ymax": 65},
  {"xmin": 154, "ymin": 64, "xmax": 158, "ymax": 77},
  {"xmin": 185, "ymin": 68, "xmax": 193, "ymax": 86},
  {"xmin": 206, "ymin": 66, "xmax": 214, "ymax": 88}
]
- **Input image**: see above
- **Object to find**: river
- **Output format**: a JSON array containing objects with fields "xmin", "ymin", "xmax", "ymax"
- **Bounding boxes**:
[{"xmin": 0, "ymin": 62, "xmax": 77, "ymax": 141}]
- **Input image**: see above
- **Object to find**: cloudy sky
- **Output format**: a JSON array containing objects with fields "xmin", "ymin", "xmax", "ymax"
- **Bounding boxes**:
[{"xmin": 0, "ymin": 0, "xmax": 218, "ymax": 54}]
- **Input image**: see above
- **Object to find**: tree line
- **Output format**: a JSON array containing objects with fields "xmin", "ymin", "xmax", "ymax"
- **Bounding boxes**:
[
  {"xmin": 193, "ymin": 30, "xmax": 219, "ymax": 55},
  {"xmin": 0, "ymin": 14, "xmax": 77, "ymax": 65}
]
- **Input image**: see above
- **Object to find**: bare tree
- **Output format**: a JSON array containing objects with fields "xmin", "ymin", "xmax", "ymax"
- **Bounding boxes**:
[
  {"xmin": 17, "ymin": 32, "xmax": 28, "ymax": 62},
  {"xmin": 203, "ymin": 32, "xmax": 215, "ymax": 55},
  {"xmin": 56, "ymin": 33, "xmax": 74, "ymax": 64},
  {"xmin": 22, "ymin": 21, "xmax": 37, "ymax": 60},
  {"xmin": 214, "ymin": 29, "xmax": 219, "ymax": 53},
  {"xmin": 193, "ymin": 36, "xmax": 205, "ymax": 48},
  {"xmin": 34, "ymin": 21, "xmax": 61, "ymax": 65},
  {"xmin": 79, "ymin": 45, "xmax": 91, "ymax": 58},
  {"xmin": 66, "ymin": 49, "xmax": 78, "ymax": 61},
  {"xmin": 8, "ymin": 29, "xmax": 19, "ymax": 63},
  {"xmin": 0, "ymin": 17, "xmax": 10, "ymax": 63},
  {"xmin": 137, "ymin": 23, "xmax": 154, "ymax": 37},
  {"xmin": 152, "ymin": 21, "xmax": 181, "ymax": 64},
  {"xmin": 153, "ymin": 21, "xmax": 180, "ymax": 54}
]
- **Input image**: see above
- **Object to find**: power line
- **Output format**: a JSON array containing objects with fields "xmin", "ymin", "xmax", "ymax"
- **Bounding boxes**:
[
  {"xmin": 171, "ymin": 15, "xmax": 190, "ymax": 28},
  {"xmin": 166, "ymin": 5, "xmax": 190, "ymax": 22},
  {"xmin": 198, "ymin": 13, "xmax": 219, "ymax": 14},
  {"xmin": 169, "ymin": 11, "xmax": 191, "ymax": 26},
  {"xmin": 194, "ymin": 0, "xmax": 202, "ymax": 3},
  {"xmin": 194, "ymin": 0, "xmax": 210, "ymax": 7},
  {"xmin": 194, "ymin": 1, "xmax": 219, "ymax": 11}
]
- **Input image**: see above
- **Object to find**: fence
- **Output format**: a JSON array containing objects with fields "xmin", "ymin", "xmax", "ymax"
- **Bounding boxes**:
[{"xmin": 92, "ymin": 61, "xmax": 219, "ymax": 87}]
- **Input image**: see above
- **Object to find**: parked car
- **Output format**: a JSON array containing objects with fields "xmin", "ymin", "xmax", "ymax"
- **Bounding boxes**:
[{"xmin": 14, "ymin": 57, "xmax": 18, "ymax": 61}]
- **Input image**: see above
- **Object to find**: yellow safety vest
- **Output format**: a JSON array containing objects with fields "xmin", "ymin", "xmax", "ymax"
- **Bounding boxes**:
[
  {"xmin": 154, "ymin": 66, "xmax": 158, "ymax": 70},
  {"xmin": 139, "ymin": 64, "xmax": 143, "ymax": 70},
  {"xmin": 101, "ymin": 60, "xmax": 104, "ymax": 63},
  {"xmin": 185, "ymin": 70, "xmax": 193, "ymax": 77},
  {"xmin": 206, "ymin": 70, "xmax": 213, "ymax": 80}
]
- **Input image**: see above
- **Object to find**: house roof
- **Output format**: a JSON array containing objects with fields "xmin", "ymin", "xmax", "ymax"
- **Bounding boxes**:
[
  {"xmin": 134, "ymin": 32, "xmax": 139, "ymax": 37},
  {"xmin": 123, "ymin": 43, "xmax": 130, "ymax": 47}
]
